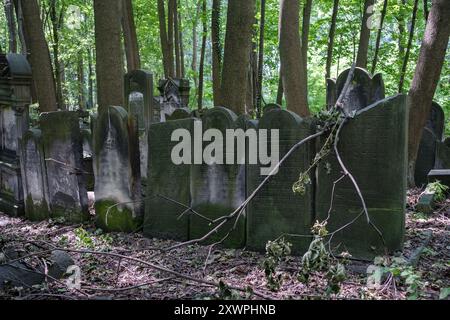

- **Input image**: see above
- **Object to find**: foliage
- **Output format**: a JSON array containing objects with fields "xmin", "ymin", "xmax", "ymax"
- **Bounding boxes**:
[
  {"xmin": 262, "ymin": 238, "xmax": 292, "ymax": 291},
  {"xmin": 426, "ymin": 181, "xmax": 449, "ymax": 202}
]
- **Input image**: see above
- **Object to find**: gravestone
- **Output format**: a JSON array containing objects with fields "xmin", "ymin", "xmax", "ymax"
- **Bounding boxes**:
[
  {"xmin": 246, "ymin": 109, "xmax": 316, "ymax": 254},
  {"xmin": 81, "ymin": 128, "xmax": 94, "ymax": 191},
  {"xmin": 144, "ymin": 118, "xmax": 194, "ymax": 241},
  {"xmin": 316, "ymin": 95, "xmax": 408, "ymax": 259},
  {"xmin": 263, "ymin": 103, "xmax": 282, "ymax": 115},
  {"xmin": 428, "ymin": 170, "xmax": 450, "ymax": 189},
  {"xmin": 190, "ymin": 107, "xmax": 246, "ymax": 248},
  {"xmin": 166, "ymin": 108, "xmax": 191, "ymax": 121},
  {"xmin": 154, "ymin": 78, "xmax": 190, "ymax": 122},
  {"xmin": 0, "ymin": 54, "xmax": 32, "ymax": 216},
  {"xmin": 326, "ymin": 78, "xmax": 337, "ymax": 109},
  {"xmin": 415, "ymin": 102, "xmax": 445, "ymax": 186},
  {"xmin": 333, "ymin": 67, "xmax": 385, "ymax": 115},
  {"xmin": 94, "ymin": 106, "xmax": 142, "ymax": 232},
  {"xmin": 20, "ymin": 129, "xmax": 50, "ymax": 221},
  {"xmin": 435, "ymin": 138, "xmax": 450, "ymax": 170},
  {"xmin": 40, "ymin": 111, "xmax": 89, "ymax": 222}
]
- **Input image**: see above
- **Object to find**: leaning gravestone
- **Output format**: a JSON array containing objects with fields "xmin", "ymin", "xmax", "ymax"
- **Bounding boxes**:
[
  {"xmin": 144, "ymin": 118, "xmax": 194, "ymax": 241},
  {"xmin": 332, "ymin": 67, "xmax": 385, "ymax": 115},
  {"xmin": 190, "ymin": 107, "xmax": 246, "ymax": 248},
  {"xmin": 246, "ymin": 109, "xmax": 316, "ymax": 254},
  {"xmin": 40, "ymin": 111, "xmax": 89, "ymax": 222},
  {"xmin": 316, "ymin": 95, "xmax": 408, "ymax": 259},
  {"xmin": 94, "ymin": 106, "xmax": 142, "ymax": 232},
  {"xmin": 20, "ymin": 129, "xmax": 50, "ymax": 221},
  {"xmin": 414, "ymin": 102, "xmax": 445, "ymax": 186}
]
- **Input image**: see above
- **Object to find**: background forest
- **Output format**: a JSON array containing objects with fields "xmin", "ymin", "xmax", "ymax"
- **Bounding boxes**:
[{"xmin": 0, "ymin": 0, "xmax": 448, "ymax": 134}]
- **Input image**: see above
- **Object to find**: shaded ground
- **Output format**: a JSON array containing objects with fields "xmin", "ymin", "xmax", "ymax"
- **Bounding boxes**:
[{"xmin": 0, "ymin": 189, "xmax": 448, "ymax": 300}]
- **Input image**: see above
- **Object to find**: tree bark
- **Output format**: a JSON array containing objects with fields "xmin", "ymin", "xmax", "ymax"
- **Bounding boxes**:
[
  {"xmin": 301, "ymin": 0, "xmax": 312, "ymax": 76},
  {"xmin": 122, "ymin": 0, "xmax": 141, "ymax": 71},
  {"xmin": 49, "ymin": 0, "xmax": 65, "ymax": 109},
  {"xmin": 4, "ymin": 0, "xmax": 17, "ymax": 53},
  {"xmin": 276, "ymin": 69, "xmax": 283, "ymax": 105},
  {"xmin": 407, "ymin": 0, "xmax": 450, "ymax": 186},
  {"xmin": 88, "ymin": 48, "xmax": 94, "ymax": 109},
  {"xmin": 178, "ymin": 10, "xmax": 185, "ymax": 78},
  {"xmin": 279, "ymin": 0, "xmax": 309, "ymax": 117},
  {"xmin": 356, "ymin": 0, "xmax": 374, "ymax": 69},
  {"xmin": 12, "ymin": 0, "xmax": 26, "ymax": 54},
  {"xmin": 167, "ymin": 0, "xmax": 175, "ymax": 77},
  {"xmin": 157, "ymin": 0, "xmax": 171, "ymax": 78},
  {"xmin": 197, "ymin": 0, "xmax": 207, "ymax": 110},
  {"xmin": 173, "ymin": 0, "xmax": 181, "ymax": 77},
  {"xmin": 423, "ymin": 0, "xmax": 429, "ymax": 22},
  {"xmin": 399, "ymin": 0, "xmax": 419, "ymax": 93},
  {"xmin": 219, "ymin": 0, "xmax": 255, "ymax": 114},
  {"xmin": 211, "ymin": 0, "xmax": 222, "ymax": 106},
  {"xmin": 371, "ymin": 0, "xmax": 388, "ymax": 74},
  {"xmin": 256, "ymin": 0, "xmax": 266, "ymax": 117},
  {"xmin": 21, "ymin": 0, "xmax": 57, "ymax": 112},
  {"xmin": 94, "ymin": 0, "xmax": 124, "ymax": 113},
  {"xmin": 325, "ymin": 0, "xmax": 339, "ymax": 79},
  {"xmin": 77, "ymin": 51, "xmax": 85, "ymax": 110}
]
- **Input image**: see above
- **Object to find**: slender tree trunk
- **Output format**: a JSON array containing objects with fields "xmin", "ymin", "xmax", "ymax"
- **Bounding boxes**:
[
  {"xmin": 279, "ymin": 0, "xmax": 309, "ymax": 117},
  {"xmin": 93, "ymin": 0, "xmax": 124, "ymax": 113},
  {"xmin": 21, "ymin": 0, "xmax": 57, "ymax": 112},
  {"xmin": 211, "ymin": 0, "xmax": 222, "ymax": 106},
  {"xmin": 197, "ymin": 0, "xmax": 207, "ymax": 110},
  {"xmin": 87, "ymin": 48, "xmax": 94, "ymax": 109},
  {"xmin": 122, "ymin": 0, "xmax": 140, "ymax": 71},
  {"xmin": 397, "ymin": 0, "xmax": 406, "ymax": 63},
  {"xmin": 423, "ymin": 0, "xmax": 429, "ymax": 22},
  {"xmin": 191, "ymin": 1, "xmax": 200, "ymax": 100},
  {"xmin": 167, "ymin": 0, "xmax": 175, "ymax": 77},
  {"xmin": 301, "ymin": 0, "xmax": 312, "ymax": 76},
  {"xmin": 49, "ymin": 0, "xmax": 65, "ymax": 109},
  {"xmin": 4, "ymin": 0, "xmax": 17, "ymax": 53},
  {"xmin": 77, "ymin": 52, "xmax": 85, "ymax": 110},
  {"xmin": 407, "ymin": 0, "xmax": 450, "ymax": 186},
  {"xmin": 13, "ymin": 0, "xmax": 26, "ymax": 54},
  {"xmin": 178, "ymin": 11, "xmax": 185, "ymax": 78},
  {"xmin": 219, "ymin": 0, "xmax": 255, "ymax": 114},
  {"xmin": 371, "ymin": 0, "xmax": 388, "ymax": 74},
  {"xmin": 256, "ymin": 0, "xmax": 266, "ymax": 117},
  {"xmin": 276, "ymin": 69, "xmax": 283, "ymax": 105},
  {"xmin": 173, "ymin": 0, "xmax": 181, "ymax": 77},
  {"xmin": 399, "ymin": 0, "xmax": 419, "ymax": 93},
  {"xmin": 325, "ymin": 0, "xmax": 339, "ymax": 79},
  {"xmin": 157, "ymin": 0, "xmax": 171, "ymax": 78},
  {"xmin": 356, "ymin": 0, "xmax": 374, "ymax": 69}
]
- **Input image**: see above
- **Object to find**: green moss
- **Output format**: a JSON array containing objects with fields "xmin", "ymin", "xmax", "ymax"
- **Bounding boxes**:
[
  {"xmin": 25, "ymin": 196, "xmax": 50, "ymax": 221},
  {"xmin": 51, "ymin": 205, "xmax": 89, "ymax": 223},
  {"xmin": 95, "ymin": 199, "xmax": 142, "ymax": 233}
]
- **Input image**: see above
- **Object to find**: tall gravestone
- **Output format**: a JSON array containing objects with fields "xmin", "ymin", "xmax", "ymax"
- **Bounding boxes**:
[
  {"xmin": 327, "ymin": 67, "xmax": 385, "ymax": 115},
  {"xmin": 0, "ymin": 54, "xmax": 31, "ymax": 216},
  {"xmin": 20, "ymin": 129, "xmax": 50, "ymax": 221},
  {"xmin": 190, "ymin": 107, "xmax": 246, "ymax": 248},
  {"xmin": 40, "ymin": 111, "xmax": 89, "ymax": 222},
  {"xmin": 414, "ymin": 102, "xmax": 445, "ymax": 186},
  {"xmin": 144, "ymin": 118, "xmax": 194, "ymax": 241},
  {"xmin": 94, "ymin": 106, "xmax": 142, "ymax": 232},
  {"xmin": 316, "ymin": 95, "xmax": 408, "ymax": 259},
  {"xmin": 247, "ymin": 109, "xmax": 316, "ymax": 254}
]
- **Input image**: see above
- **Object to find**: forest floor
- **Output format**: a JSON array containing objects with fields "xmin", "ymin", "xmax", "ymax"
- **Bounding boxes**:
[{"xmin": 0, "ymin": 189, "xmax": 448, "ymax": 300}]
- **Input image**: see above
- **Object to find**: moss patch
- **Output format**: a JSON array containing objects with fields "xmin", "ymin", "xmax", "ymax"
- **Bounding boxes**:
[{"xmin": 95, "ymin": 199, "xmax": 142, "ymax": 233}]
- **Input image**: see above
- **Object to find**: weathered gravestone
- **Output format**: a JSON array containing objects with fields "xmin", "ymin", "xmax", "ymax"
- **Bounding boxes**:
[
  {"xmin": 154, "ymin": 78, "xmax": 190, "ymax": 121},
  {"xmin": 81, "ymin": 128, "xmax": 94, "ymax": 191},
  {"xmin": 327, "ymin": 67, "xmax": 385, "ymax": 114},
  {"xmin": 94, "ymin": 106, "xmax": 142, "ymax": 232},
  {"xmin": 316, "ymin": 95, "xmax": 408, "ymax": 259},
  {"xmin": 246, "ymin": 109, "xmax": 316, "ymax": 254},
  {"xmin": 0, "ymin": 54, "xmax": 32, "ymax": 216},
  {"xmin": 415, "ymin": 102, "xmax": 445, "ymax": 186},
  {"xmin": 20, "ymin": 129, "xmax": 50, "ymax": 221},
  {"xmin": 144, "ymin": 118, "xmax": 194, "ymax": 241},
  {"xmin": 40, "ymin": 111, "xmax": 89, "ymax": 222},
  {"xmin": 190, "ymin": 107, "xmax": 246, "ymax": 248},
  {"xmin": 435, "ymin": 138, "xmax": 450, "ymax": 170},
  {"xmin": 263, "ymin": 103, "xmax": 282, "ymax": 115}
]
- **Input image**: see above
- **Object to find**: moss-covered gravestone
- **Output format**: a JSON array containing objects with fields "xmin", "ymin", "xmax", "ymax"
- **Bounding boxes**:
[
  {"xmin": 144, "ymin": 118, "xmax": 194, "ymax": 241},
  {"xmin": 246, "ymin": 109, "xmax": 316, "ymax": 254},
  {"xmin": 40, "ymin": 111, "xmax": 89, "ymax": 223},
  {"xmin": 20, "ymin": 129, "xmax": 50, "ymax": 221},
  {"xmin": 94, "ymin": 106, "xmax": 142, "ymax": 232},
  {"xmin": 415, "ymin": 102, "xmax": 445, "ymax": 186},
  {"xmin": 190, "ymin": 107, "xmax": 246, "ymax": 248},
  {"xmin": 316, "ymin": 95, "xmax": 408, "ymax": 259}
]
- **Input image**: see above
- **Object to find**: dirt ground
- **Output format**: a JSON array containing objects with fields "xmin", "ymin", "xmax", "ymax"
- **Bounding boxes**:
[{"xmin": 0, "ymin": 189, "xmax": 448, "ymax": 300}]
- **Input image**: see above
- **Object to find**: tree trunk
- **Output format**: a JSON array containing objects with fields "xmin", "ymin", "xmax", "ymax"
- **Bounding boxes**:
[
  {"xmin": 4, "ymin": 0, "xmax": 17, "ymax": 53},
  {"xmin": 21, "ymin": 0, "xmax": 57, "ymax": 112},
  {"xmin": 167, "ymin": 0, "xmax": 175, "ymax": 77},
  {"xmin": 157, "ymin": 0, "xmax": 171, "ymax": 78},
  {"xmin": 423, "ymin": 0, "xmax": 429, "ymax": 22},
  {"xmin": 94, "ymin": 0, "xmax": 124, "ymax": 113},
  {"xmin": 211, "ymin": 0, "xmax": 222, "ymax": 106},
  {"xmin": 122, "ymin": 0, "xmax": 140, "ymax": 71},
  {"xmin": 191, "ymin": 1, "xmax": 200, "ymax": 101},
  {"xmin": 219, "ymin": 0, "xmax": 255, "ymax": 115},
  {"xmin": 49, "ymin": 0, "xmax": 65, "ymax": 110},
  {"xmin": 173, "ymin": 0, "xmax": 181, "ymax": 77},
  {"xmin": 178, "ymin": 11, "xmax": 185, "ymax": 78},
  {"xmin": 325, "ymin": 0, "xmax": 339, "ymax": 79},
  {"xmin": 301, "ymin": 0, "xmax": 312, "ymax": 75},
  {"xmin": 197, "ymin": 0, "xmax": 207, "ymax": 110},
  {"xmin": 399, "ymin": 0, "xmax": 419, "ymax": 93},
  {"xmin": 87, "ymin": 48, "xmax": 94, "ymax": 109},
  {"xmin": 77, "ymin": 52, "xmax": 85, "ymax": 110},
  {"xmin": 407, "ymin": 0, "xmax": 450, "ymax": 187},
  {"xmin": 279, "ymin": 0, "xmax": 309, "ymax": 117},
  {"xmin": 13, "ymin": 0, "xmax": 26, "ymax": 54},
  {"xmin": 371, "ymin": 0, "xmax": 388, "ymax": 74},
  {"xmin": 356, "ymin": 0, "xmax": 374, "ymax": 69},
  {"xmin": 256, "ymin": 0, "xmax": 266, "ymax": 117},
  {"xmin": 276, "ymin": 69, "xmax": 283, "ymax": 105}
]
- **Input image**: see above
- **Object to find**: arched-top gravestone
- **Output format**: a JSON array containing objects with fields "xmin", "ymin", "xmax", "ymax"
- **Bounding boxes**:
[
  {"xmin": 94, "ymin": 106, "xmax": 142, "ymax": 232},
  {"xmin": 190, "ymin": 107, "xmax": 246, "ymax": 248},
  {"xmin": 247, "ymin": 109, "xmax": 316, "ymax": 254},
  {"xmin": 166, "ymin": 108, "xmax": 191, "ymax": 121},
  {"xmin": 263, "ymin": 103, "xmax": 282, "ymax": 115},
  {"xmin": 334, "ymin": 67, "xmax": 385, "ymax": 115}
]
